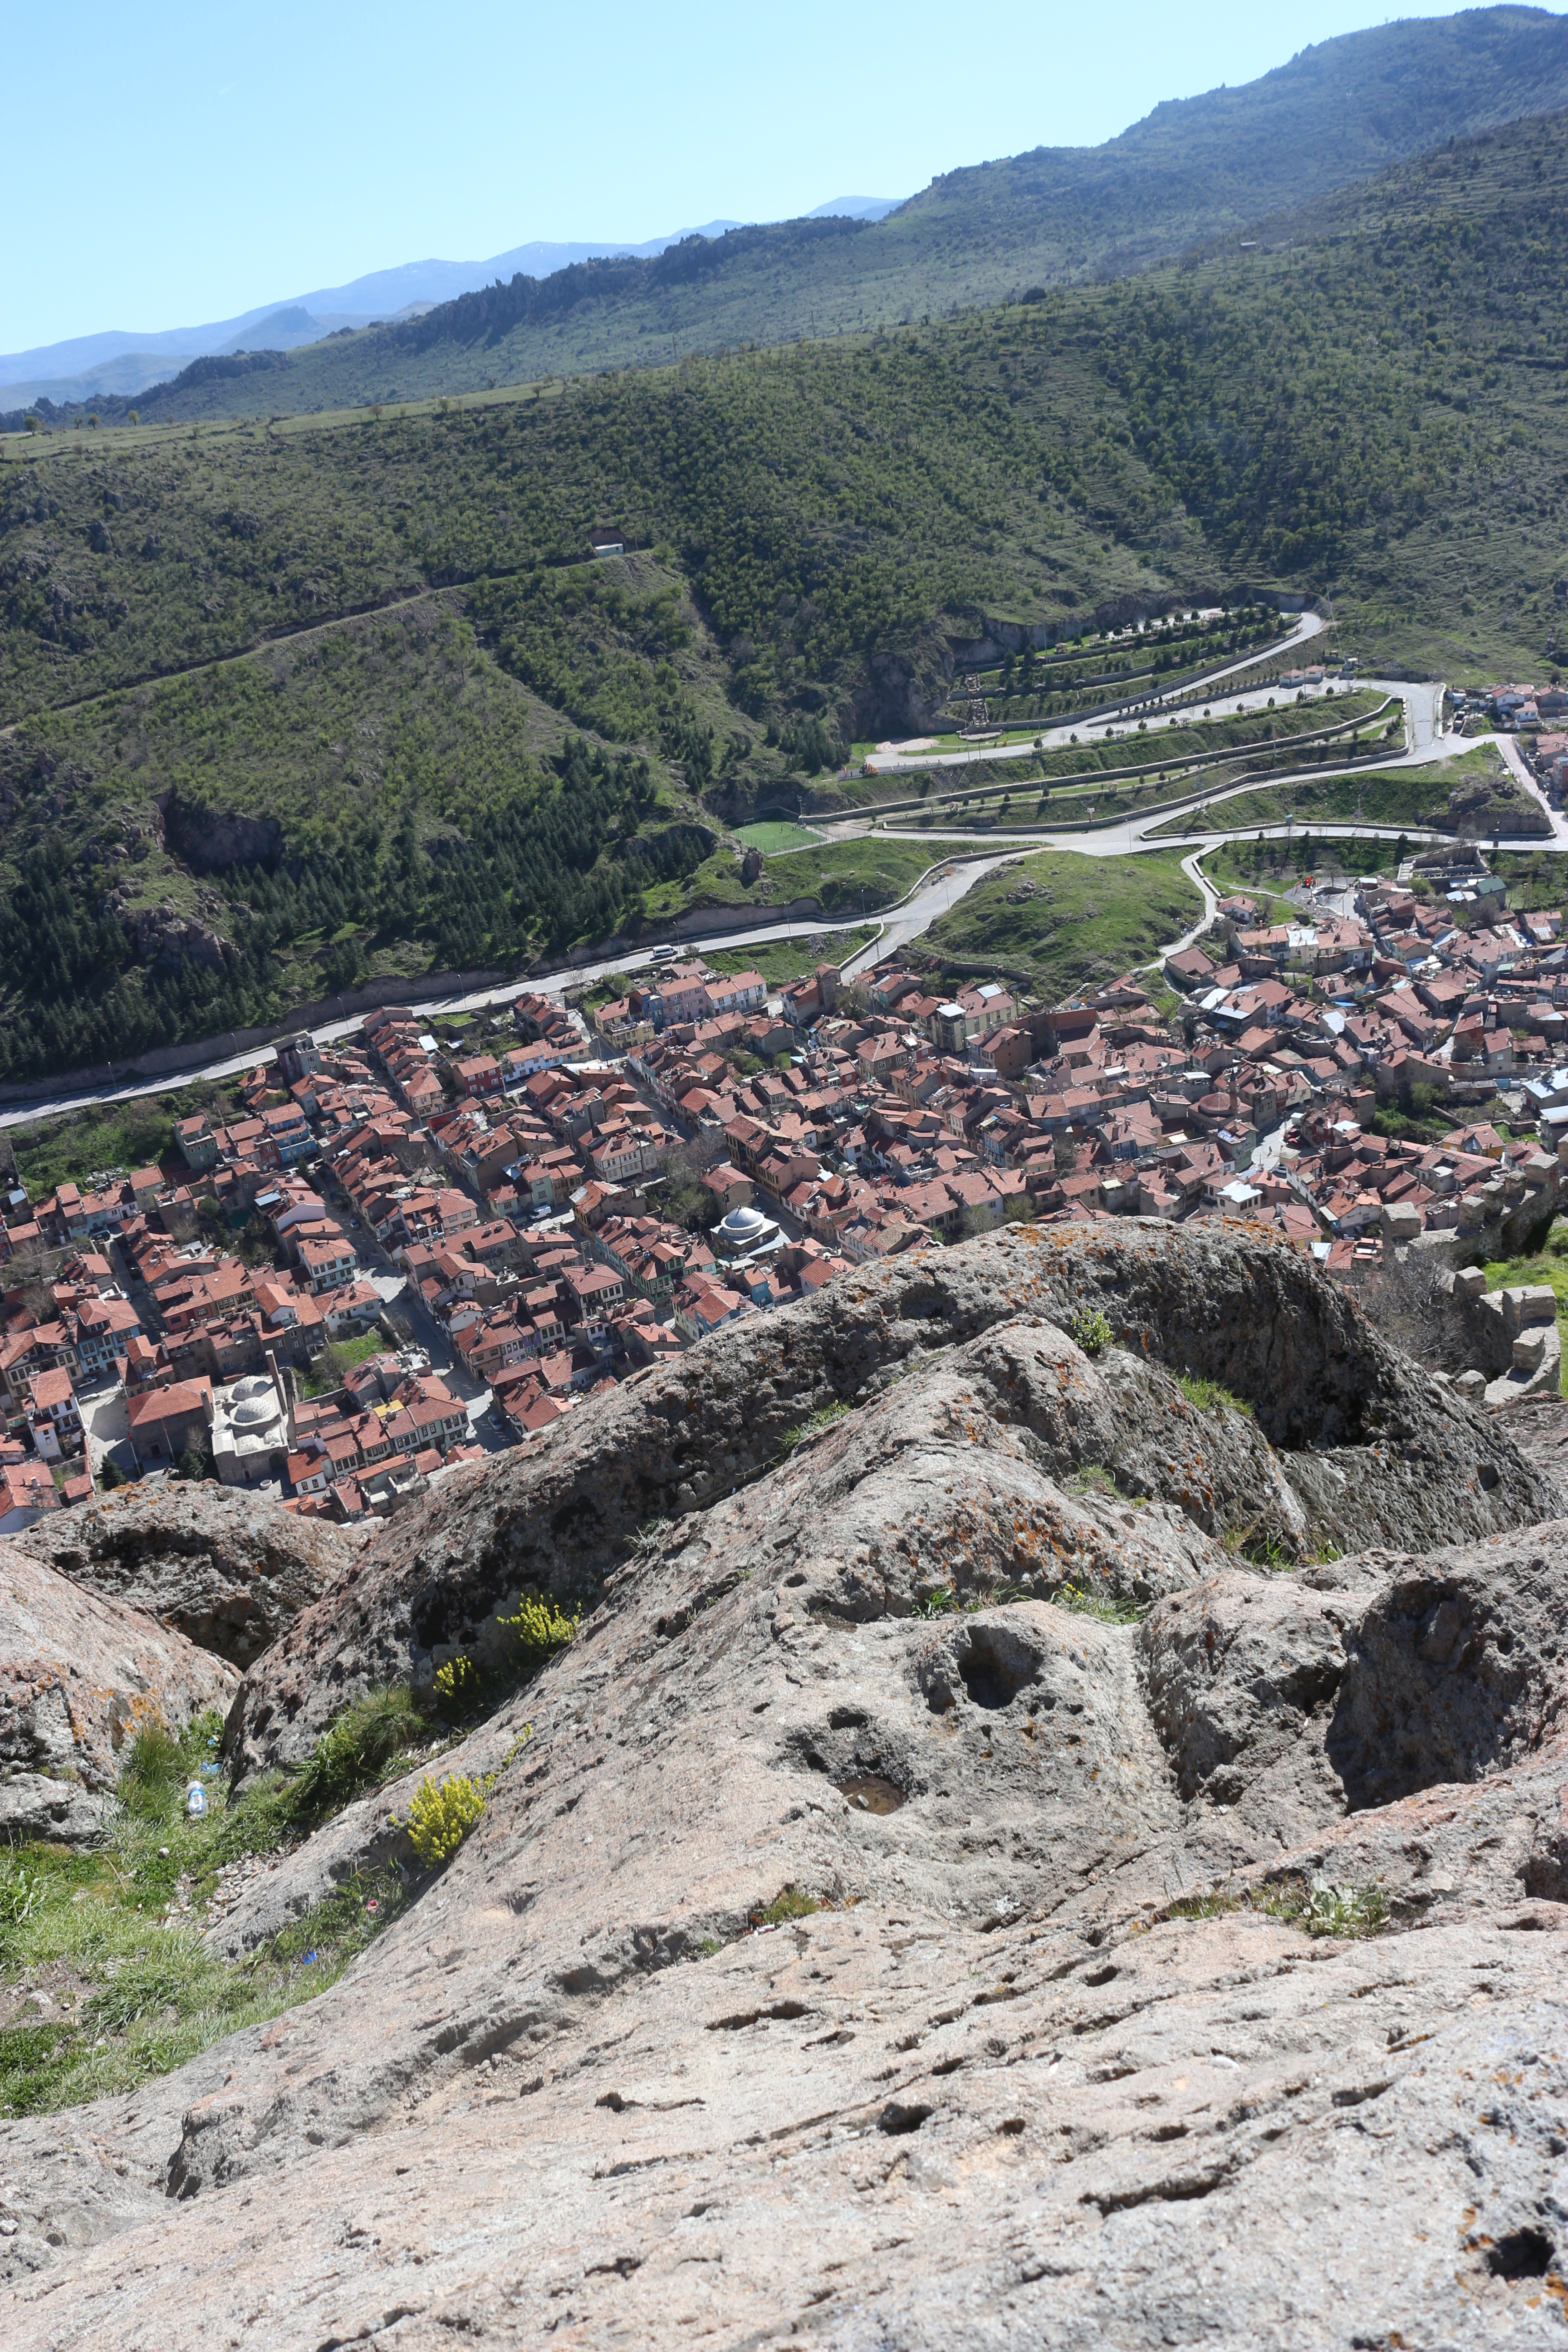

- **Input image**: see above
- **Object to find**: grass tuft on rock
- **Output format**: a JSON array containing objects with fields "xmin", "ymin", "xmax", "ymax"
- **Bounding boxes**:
[
  {"xmin": 755, "ymin": 1887, "xmax": 820, "ymax": 1927},
  {"xmin": 1177, "ymin": 1372, "xmax": 1252, "ymax": 1417},
  {"xmin": 1163, "ymin": 1875, "xmax": 1389, "ymax": 1940},
  {"xmin": 1051, "ymin": 1582, "xmax": 1145, "ymax": 1626},
  {"xmin": 118, "ymin": 1721, "xmax": 186, "ymax": 1819},
  {"xmin": 281, "ymin": 1686, "xmax": 430, "ymax": 1828},
  {"xmin": 0, "ymin": 1708, "xmax": 410, "ymax": 2121}
]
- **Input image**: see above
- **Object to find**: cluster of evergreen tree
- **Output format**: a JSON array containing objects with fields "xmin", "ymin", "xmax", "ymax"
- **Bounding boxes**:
[
  {"xmin": 0, "ymin": 843, "xmax": 288, "ymax": 1081},
  {"xmin": 0, "ymin": 740, "xmax": 701, "ymax": 1083}
]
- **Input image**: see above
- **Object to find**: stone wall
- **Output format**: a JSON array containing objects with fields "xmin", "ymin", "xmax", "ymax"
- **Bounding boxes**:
[{"xmin": 1441, "ymin": 1263, "xmax": 1562, "ymax": 1406}]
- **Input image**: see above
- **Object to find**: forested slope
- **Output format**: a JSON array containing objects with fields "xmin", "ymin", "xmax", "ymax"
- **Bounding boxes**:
[
  {"xmin": 0, "ymin": 104, "xmax": 1564, "ymax": 1083},
  {"xmin": 38, "ymin": 6, "xmax": 1568, "ymax": 423}
]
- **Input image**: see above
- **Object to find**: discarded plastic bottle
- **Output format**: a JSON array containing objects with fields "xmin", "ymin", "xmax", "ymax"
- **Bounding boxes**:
[{"xmin": 186, "ymin": 1782, "xmax": 207, "ymax": 1817}]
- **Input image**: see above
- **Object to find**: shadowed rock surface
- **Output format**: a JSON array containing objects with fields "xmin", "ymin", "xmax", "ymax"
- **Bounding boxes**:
[
  {"xmin": 15, "ymin": 1485, "xmax": 364, "ymax": 1667},
  {"xmin": 1, "ymin": 1223, "xmax": 1566, "ymax": 2346}
]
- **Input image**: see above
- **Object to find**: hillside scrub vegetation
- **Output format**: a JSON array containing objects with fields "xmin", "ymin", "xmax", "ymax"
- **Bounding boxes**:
[
  {"xmin": 925, "ymin": 847, "xmax": 1201, "ymax": 996},
  {"xmin": 1, "ymin": 107, "xmax": 1565, "ymax": 1077}
]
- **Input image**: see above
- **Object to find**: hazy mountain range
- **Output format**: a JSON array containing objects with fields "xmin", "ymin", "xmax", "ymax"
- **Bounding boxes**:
[
  {"xmin": 0, "ymin": 198, "xmax": 903, "ymax": 409},
  {"xmin": 16, "ymin": 7, "xmax": 1566, "ymax": 432}
]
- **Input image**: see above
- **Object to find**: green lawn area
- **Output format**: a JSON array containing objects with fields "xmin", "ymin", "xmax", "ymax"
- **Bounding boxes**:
[
  {"xmin": 1484, "ymin": 1225, "xmax": 1568, "ymax": 1398},
  {"xmin": 8, "ymin": 1078, "xmax": 250, "ymax": 1200},
  {"xmin": 758, "ymin": 838, "xmax": 939, "ymax": 913},
  {"xmin": 647, "ymin": 835, "xmax": 938, "ymax": 921},
  {"xmin": 299, "ymin": 1331, "xmax": 386, "ymax": 1397},
  {"xmin": 733, "ymin": 820, "xmax": 823, "ymax": 852},
  {"xmin": 926, "ymin": 847, "xmax": 1202, "ymax": 996},
  {"xmin": 1201, "ymin": 838, "xmax": 1397, "ymax": 897},
  {"xmin": 705, "ymin": 928, "xmax": 879, "ymax": 984}
]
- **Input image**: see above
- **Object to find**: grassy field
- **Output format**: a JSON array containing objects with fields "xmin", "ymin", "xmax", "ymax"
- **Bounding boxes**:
[
  {"xmin": 642, "ymin": 835, "xmax": 937, "ymax": 921},
  {"xmin": 733, "ymin": 820, "xmax": 823, "ymax": 852},
  {"xmin": 299, "ymin": 1330, "xmax": 384, "ymax": 1398},
  {"xmin": 703, "ymin": 928, "xmax": 879, "ymax": 983},
  {"xmin": 1201, "ymin": 837, "xmax": 1403, "ymax": 897},
  {"xmin": 925, "ymin": 848, "xmax": 1202, "ymax": 999}
]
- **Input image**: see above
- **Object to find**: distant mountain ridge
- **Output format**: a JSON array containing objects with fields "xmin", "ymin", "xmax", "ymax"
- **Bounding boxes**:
[
  {"xmin": 0, "ymin": 199, "xmax": 903, "ymax": 408},
  {"xmin": 31, "ymin": 5, "xmax": 1565, "ymax": 429}
]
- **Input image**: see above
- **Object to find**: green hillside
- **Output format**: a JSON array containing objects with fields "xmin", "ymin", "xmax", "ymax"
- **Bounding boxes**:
[
  {"xmin": 31, "ymin": 8, "xmax": 1568, "ymax": 425},
  {"xmin": 925, "ymin": 848, "xmax": 1203, "ymax": 996},
  {"xmin": 1, "ymin": 102, "xmax": 1565, "ymax": 1084}
]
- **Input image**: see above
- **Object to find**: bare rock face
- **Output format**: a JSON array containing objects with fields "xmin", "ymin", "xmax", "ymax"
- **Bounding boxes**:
[
  {"xmin": 226, "ymin": 1223, "xmax": 1556, "ymax": 1777},
  {"xmin": 1327, "ymin": 1530, "xmax": 1568, "ymax": 1808},
  {"xmin": 0, "ymin": 1546, "xmax": 239, "ymax": 1845},
  {"xmin": 131, "ymin": 900, "xmax": 234, "ymax": 971},
  {"xmin": 3, "ymin": 1225, "xmax": 1568, "ymax": 2346},
  {"xmin": 15, "ymin": 1485, "xmax": 364, "ymax": 1668},
  {"xmin": 156, "ymin": 790, "xmax": 284, "ymax": 876}
]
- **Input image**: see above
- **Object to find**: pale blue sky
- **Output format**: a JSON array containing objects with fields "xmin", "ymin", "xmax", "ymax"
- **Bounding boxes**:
[{"xmin": 4, "ymin": 2, "xmax": 1553, "ymax": 351}]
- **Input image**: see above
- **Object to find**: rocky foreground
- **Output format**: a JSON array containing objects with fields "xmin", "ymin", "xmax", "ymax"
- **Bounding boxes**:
[{"xmin": 3, "ymin": 1221, "xmax": 1568, "ymax": 2346}]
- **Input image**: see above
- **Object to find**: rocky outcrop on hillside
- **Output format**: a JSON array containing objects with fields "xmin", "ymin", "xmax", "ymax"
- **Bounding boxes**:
[
  {"xmin": 17, "ymin": 1484, "xmax": 363, "ymax": 1667},
  {"xmin": 225, "ymin": 1221, "xmax": 1556, "ymax": 1776},
  {"xmin": 1447, "ymin": 764, "xmax": 1552, "ymax": 837},
  {"xmin": 1, "ymin": 1222, "xmax": 1566, "ymax": 2347},
  {"xmin": 155, "ymin": 790, "xmax": 284, "ymax": 876},
  {"xmin": 0, "ymin": 1548, "xmax": 238, "ymax": 1845}
]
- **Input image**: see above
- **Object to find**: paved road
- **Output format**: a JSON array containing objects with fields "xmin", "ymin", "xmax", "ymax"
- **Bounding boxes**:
[
  {"xmin": 837, "ymin": 855, "xmax": 1023, "ymax": 980},
  {"xmin": 858, "ymin": 695, "xmax": 1559, "ymax": 872},
  {"xmin": 1169, "ymin": 854, "xmax": 1220, "ymax": 953},
  {"xmin": 0, "ymin": 862, "xmax": 1000, "ymax": 1131},
  {"xmin": 1494, "ymin": 731, "xmax": 1568, "ymax": 844},
  {"xmin": 864, "ymin": 610, "xmax": 1331, "ymax": 774},
  {"xmin": 859, "ymin": 674, "xmax": 1441, "ymax": 817},
  {"xmin": 2, "ymin": 681, "xmax": 1552, "ymax": 1135}
]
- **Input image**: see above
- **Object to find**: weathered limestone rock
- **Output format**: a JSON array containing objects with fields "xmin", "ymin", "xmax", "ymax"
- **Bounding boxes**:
[
  {"xmin": 14, "ymin": 1485, "xmax": 365, "ymax": 1667},
  {"xmin": 2, "ymin": 1226, "xmax": 1567, "ymax": 2346},
  {"xmin": 0, "ymin": 1546, "xmax": 239, "ymax": 1845},
  {"xmin": 226, "ymin": 1223, "xmax": 1558, "ymax": 1777}
]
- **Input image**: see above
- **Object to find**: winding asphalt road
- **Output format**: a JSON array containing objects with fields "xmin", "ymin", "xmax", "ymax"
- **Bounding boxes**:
[
  {"xmin": 0, "ymin": 674, "xmax": 1552, "ymax": 1132},
  {"xmin": 864, "ymin": 609, "xmax": 1330, "ymax": 774},
  {"xmin": 0, "ymin": 861, "xmax": 1013, "ymax": 1132}
]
